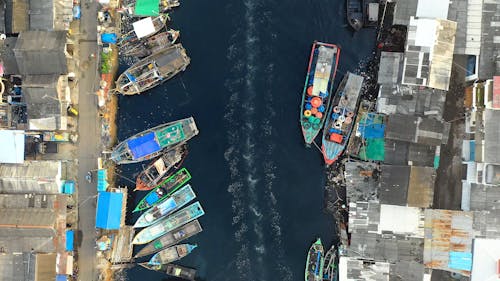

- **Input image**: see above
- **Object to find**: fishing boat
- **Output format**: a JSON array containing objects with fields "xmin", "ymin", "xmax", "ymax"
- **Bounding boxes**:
[
  {"xmin": 118, "ymin": 15, "xmax": 168, "ymax": 47},
  {"xmin": 305, "ymin": 238, "xmax": 324, "ymax": 281},
  {"xmin": 116, "ymin": 44, "xmax": 190, "ymax": 95},
  {"xmin": 138, "ymin": 263, "xmax": 197, "ymax": 280},
  {"xmin": 322, "ymin": 245, "xmax": 337, "ymax": 281},
  {"xmin": 121, "ymin": 0, "xmax": 180, "ymax": 16},
  {"xmin": 300, "ymin": 42, "xmax": 340, "ymax": 146},
  {"xmin": 135, "ymin": 219, "xmax": 203, "ymax": 258},
  {"xmin": 111, "ymin": 117, "xmax": 198, "ymax": 164},
  {"xmin": 362, "ymin": 0, "xmax": 379, "ymax": 28},
  {"xmin": 148, "ymin": 243, "xmax": 197, "ymax": 265},
  {"xmin": 133, "ymin": 168, "xmax": 191, "ymax": 213},
  {"xmin": 134, "ymin": 184, "xmax": 196, "ymax": 228},
  {"xmin": 133, "ymin": 202, "xmax": 205, "ymax": 245},
  {"xmin": 121, "ymin": 30, "xmax": 180, "ymax": 58},
  {"xmin": 321, "ymin": 73, "xmax": 364, "ymax": 165},
  {"xmin": 347, "ymin": 0, "xmax": 363, "ymax": 31},
  {"xmin": 135, "ymin": 145, "xmax": 187, "ymax": 191}
]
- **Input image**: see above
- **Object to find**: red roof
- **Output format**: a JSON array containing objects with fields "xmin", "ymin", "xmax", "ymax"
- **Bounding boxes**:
[{"xmin": 493, "ymin": 76, "xmax": 500, "ymax": 108}]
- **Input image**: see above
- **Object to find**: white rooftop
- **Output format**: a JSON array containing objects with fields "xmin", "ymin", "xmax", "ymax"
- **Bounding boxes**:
[
  {"xmin": 0, "ymin": 130, "xmax": 24, "ymax": 164},
  {"xmin": 133, "ymin": 17, "xmax": 155, "ymax": 39},
  {"xmin": 471, "ymin": 238, "xmax": 500, "ymax": 281},
  {"xmin": 416, "ymin": 0, "xmax": 450, "ymax": 20},
  {"xmin": 379, "ymin": 204, "xmax": 423, "ymax": 236}
]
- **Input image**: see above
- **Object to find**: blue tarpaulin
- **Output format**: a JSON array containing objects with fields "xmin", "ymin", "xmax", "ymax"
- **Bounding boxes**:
[
  {"xmin": 73, "ymin": 6, "xmax": 81, "ymax": 19},
  {"xmin": 145, "ymin": 192, "xmax": 160, "ymax": 205},
  {"xmin": 127, "ymin": 132, "xmax": 160, "ymax": 159},
  {"xmin": 63, "ymin": 180, "xmax": 75, "ymax": 194},
  {"xmin": 56, "ymin": 275, "xmax": 68, "ymax": 281},
  {"xmin": 66, "ymin": 230, "xmax": 74, "ymax": 251},
  {"xmin": 96, "ymin": 192, "xmax": 123, "ymax": 230},
  {"xmin": 101, "ymin": 33, "xmax": 117, "ymax": 44},
  {"xmin": 97, "ymin": 169, "xmax": 109, "ymax": 192},
  {"xmin": 448, "ymin": 252, "xmax": 472, "ymax": 271}
]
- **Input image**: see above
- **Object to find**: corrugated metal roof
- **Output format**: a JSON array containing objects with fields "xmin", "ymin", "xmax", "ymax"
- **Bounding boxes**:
[
  {"xmin": 484, "ymin": 109, "xmax": 500, "ymax": 164},
  {"xmin": 0, "ymin": 161, "xmax": 62, "ymax": 194},
  {"xmin": 13, "ymin": 31, "xmax": 67, "ymax": 75},
  {"xmin": 416, "ymin": 0, "xmax": 449, "ymax": 20},
  {"xmin": 379, "ymin": 205, "xmax": 424, "ymax": 236},
  {"xmin": 339, "ymin": 256, "xmax": 390, "ymax": 281},
  {"xmin": 473, "ymin": 210, "xmax": 500, "ymax": 239},
  {"xmin": 392, "ymin": 0, "xmax": 418, "ymax": 26},
  {"xmin": 348, "ymin": 201, "xmax": 380, "ymax": 234},
  {"xmin": 383, "ymin": 140, "xmax": 408, "ymax": 165},
  {"xmin": 477, "ymin": 1, "xmax": 500, "ymax": 79},
  {"xmin": 471, "ymin": 238, "xmax": 500, "ymax": 281},
  {"xmin": 408, "ymin": 143, "xmax": 437, "ymax": 167},
  {"xmin": 402, "ymin": 18, "xmax": 457, "ymax": 91},
  {"xmin": 391, "ymin": 261, "xmax": 425, "ymax": 281},
  {"xmin": 380, "ymin": 165, "xmax": 410, "ymax": 206},
  {"xmin": 385, "ymin": 114, "xmax": 418, "ymax": 143},
  {"xmin": 344, "ymin": 161, "xmax": 380, "ymax": 202},
  {"xmin": 0, "ymin": 37, "xmax": 19, "ymax": 75},
  {"xmin": 423, "ymin": 209, "xmax": 473, "ymax": 276},
  {"xmin": 469, "ymin": 183, "xmax": 500, "ymax": 211},
  {"xmin": 28, "ymin": 0, "xmax": 53, "ymax": 30},
  {"xmin": 449, "ymin": 0, "xmax": 482, "ymax": 55},
  {"xmin": 0, "ymin": 253, "xmax": 35, "ymax": 281},
  {"xmin": 407, "ymin": 166, "xmax": 435, "ymax": 208},
  {"xmin": 0, "ymin": 228, "xmax": 56, "ymax": 253},
  {"xmin": 378, "ymin": 52, "xmax": 404, "ymax": 85},
  {"xmin": 5, "ymin": 0, "xmax": 28, "ymax": 34}
]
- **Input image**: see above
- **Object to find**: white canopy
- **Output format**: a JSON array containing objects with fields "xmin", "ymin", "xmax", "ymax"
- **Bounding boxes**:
[
  {"xmin": 0, "ymin": 130, "xmax": 24, "ymax": 164},
  {"xmin": 132, "ymin": 17, "xmax": 155, "ymax": 39}
]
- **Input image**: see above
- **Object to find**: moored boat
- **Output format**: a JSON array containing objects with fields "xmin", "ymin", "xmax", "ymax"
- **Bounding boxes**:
[
  {"xmin": 133, "ymin": 168, "xmax": 191, "ymax": 212},
  {"xmin": 133, "ymin": 201, "xmax": 205, "ymax": 245},
  {"xmin": 118, "ymin": 15, "xmax": 168, "ymax": 46},
  {"xmin": 305, "ymin": 238, "xmax": 324, "ymax": 281},
  {"xmin": 111, "ymin": 117, "xmax": 198, "ymax": 164},
  {"xmin": 321, "ymin": 72, "xmax": 364, "ymax": 165},
  {"xmin": 347, "ymin": 0, "xmax": 363, "ymax": 31},
  {"xmin": 121, "ymin": 29, "xmax": 180, "ymax": 58},
  {"xmin": 116, "ymin": 43, "xmax": 190, "ymax": 95},
  {"xmin": 121, "ymin": 0, "xmax": 180, "ymax": 16},
  {"xmin": 134, "ymin": 219, "xmax": 203, "ymax": 258},
  {"xmin": 300, "ymin": 42, "xmax": 340, "ymax": 146},
  {"xmin": 138, "ymin": 263, "xmax": 197, "ymax": 280},
  {"xmin": 149, "ymin": 243, "xmax": 197, "ymax": 265},
  {"xmin": 134, "ymin": 184, "xmax": 196, "ymax": 228},
  {"xmin": 135, "ymin": 145, "xmax": 187, "ymax": 191},
  {"xmin": 322, "ymin": 245, "xmax": 337, "ymax": 281}
]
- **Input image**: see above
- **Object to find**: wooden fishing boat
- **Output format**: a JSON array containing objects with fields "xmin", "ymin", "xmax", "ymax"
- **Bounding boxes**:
[
  {"xmin": 118, "ymin": 15, "xmax": 168, "ymax": 47},
  {"xmin": 134, "ymin": 167, "xmax": 191, "ymax": 212},
  {"xmin": 121, "ymin": 29, "xmax": 180, "ymax": 58},
  {"xmin": 138, "ymin": 263, "xmax": 197, "ymax": 280},
  {"xmin": 134, "ymin": 184, "xmax": 196, "ymax": 228},
  {"xmin": 134, "ymin": 220, "xmax": 203, "ymax": 258},
  {"xmin": 135, "ymin": 145, "xmax": 187, "ymax": 191},
  {"xmin": 300, "ymin": 42, "xmax": 340, "ymax": 146},
  {"xmin": 149, "ymin": 243, "xmax": 197, "ymax": 265},
  {"xmin": 116, "ymin": 44, "xmax": 190, "ymax": 95}
]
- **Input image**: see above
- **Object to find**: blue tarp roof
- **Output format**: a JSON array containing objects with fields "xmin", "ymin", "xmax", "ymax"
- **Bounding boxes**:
[
  {"xmin": 66, "ymin": 230, "xmax": 74, "ymax": 251},
  {"xmin": 448, "ymin": 252, "xmax": 472, "ymax": 271},
  {"xmin": 145, "ymin": 192, "xmax": 160, "ymax": 205},
  {"xmin": 101, "ymin": 33, "xmax": 117, "ymax": 44},
  {"xmin": 63, "ymin": 181, "xmax": 75, "ymax": 194},
  {"xmin": 96, "ymin": 192, "xmax": 123, "ymax": 230},
  {"xmin": 127, "ymin": 131, "xmax": 160, "ymax": 159},
  {"xmin": 97, "ymin": 169, "xmax": 109, "ymax": 192},
  {"xmin": 56, "ymin": 275, "xmax": 68, "ymax": 281}
]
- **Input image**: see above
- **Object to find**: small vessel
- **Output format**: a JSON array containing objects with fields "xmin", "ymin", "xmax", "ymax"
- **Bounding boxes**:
[
  {"xmin": 118, "ymin": 15, "xmax": 168, "ymax": 46},
  {"xmin": 363, "ymin": 0, "xmax": 379, "ymax": 28},
  {"xmin": 135, "ymin": 145, "xmax": 187, "ymax": 191},
  {"xmin": 135, "ymin": 219, "xmax": 203, "ymax": 258},
  {"xmin": 121, "ymin": 30, "xmax": 180, "ymax": 58},
  {"xmin": 305, "ymin": 238, "xmax": 324, "ymax": 281},
  {"xmin": 121, "ymin": 0, "xmax": 180, "ymax": 16},
  {"xmin": 322, "ymin": 245, "xmax": 337, "ymax": 281},
  {"xmin": 111, "ymin": 117, "xmax": 198, "ymax": 164},
  {"xmin": 300, "ymin": 42, "xmax": 340, "ymax": 146},
  {"xmin": 134, "ymin": 168, "xmax": 191, "ymax": 213},
  {"xmin": 148, "ymin": 243, "xmax": 197, "ymax": 265},
  {"xmin": 322, "ymin": 73, "xmax": 363, "ymax": 165},
  {"xmin": 116, "ymin": 44, "xmax": 190, "ymax": 95},
  {"xmin": 139, "ymin": 263, "xmax": 197, "ymax": 280},
  {"xmin": 133, "ymin": 201, "xmax": 205, "ymax": 245},
  {"xmin": 347, "ymin": 0, "xmax": 363, "ymax": 31},
  {"xmin": 134, "ymin": 184, "xmax": 196, "ymax": 228}
]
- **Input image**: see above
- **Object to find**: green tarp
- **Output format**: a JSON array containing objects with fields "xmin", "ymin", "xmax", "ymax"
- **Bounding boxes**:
[
  {"xmin": 157, "ymin": 123, "xmax": 185, "ymax": 147},
  {"xmin": 134, "ymin": 0, "xmax": 160, "ymax": 16}
]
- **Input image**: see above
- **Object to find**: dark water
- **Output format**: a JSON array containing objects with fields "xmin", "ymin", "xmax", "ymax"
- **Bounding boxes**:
[{"xmin": 117, "ymin": 0, "xmax": 375, "ymax": 280}]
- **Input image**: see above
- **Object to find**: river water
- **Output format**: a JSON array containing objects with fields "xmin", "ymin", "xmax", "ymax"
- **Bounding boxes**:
[{"xmin": 117, "ymin": 0, "xmax": 376, "ymax": 280}]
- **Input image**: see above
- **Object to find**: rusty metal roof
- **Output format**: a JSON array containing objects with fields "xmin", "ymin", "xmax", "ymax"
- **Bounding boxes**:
[{"xmin": 423, "ymin": 209, "xmax": 473, "ymax": 276}]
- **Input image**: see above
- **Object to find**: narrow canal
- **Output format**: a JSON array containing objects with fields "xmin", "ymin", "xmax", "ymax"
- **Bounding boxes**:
[{"xmin": 117, "ymin": 0, "xmax": 376, "ymax": 280}]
